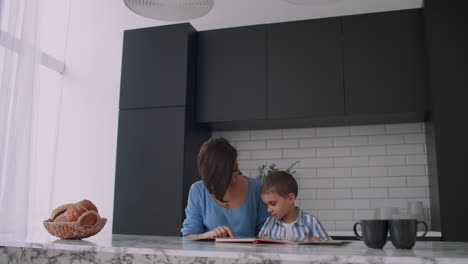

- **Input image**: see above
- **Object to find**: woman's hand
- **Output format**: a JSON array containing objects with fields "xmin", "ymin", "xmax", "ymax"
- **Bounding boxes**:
[{"xmin": 202, "ymin": 226, "xmax": 235, "ymax": 239}]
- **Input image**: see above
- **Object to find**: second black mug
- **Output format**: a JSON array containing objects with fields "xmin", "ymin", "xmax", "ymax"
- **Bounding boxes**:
[{"xmin": 388, "ymin": 219, "xmax": 428, "ymax": 249}]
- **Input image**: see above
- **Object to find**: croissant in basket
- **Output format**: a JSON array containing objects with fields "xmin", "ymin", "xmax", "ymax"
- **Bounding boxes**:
[{"xmin": 43, "ymin": 199, "xmax": 107, "ymax": 239}]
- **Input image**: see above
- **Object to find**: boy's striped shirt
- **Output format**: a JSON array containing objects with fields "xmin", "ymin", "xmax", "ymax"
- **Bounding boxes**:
[{"xmin": 259, "ymin": 209, "xmax": 331, "ymax": 240}]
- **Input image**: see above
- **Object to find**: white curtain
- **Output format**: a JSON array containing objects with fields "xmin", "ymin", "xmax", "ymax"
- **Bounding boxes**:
[{"xmin": 0, "ymin": 0, "xmax": 57, "ymax": 240}]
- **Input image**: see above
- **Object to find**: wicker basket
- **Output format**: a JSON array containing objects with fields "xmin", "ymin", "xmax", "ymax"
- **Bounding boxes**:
[{"xmin": 43, "ymin": 218, "xmax": 107, "ymax": 239}]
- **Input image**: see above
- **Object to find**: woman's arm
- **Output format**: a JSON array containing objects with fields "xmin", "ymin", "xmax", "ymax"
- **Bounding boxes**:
[{"xmin": 182, "ymin": 183, "xmax": 235, "ymax": 238}]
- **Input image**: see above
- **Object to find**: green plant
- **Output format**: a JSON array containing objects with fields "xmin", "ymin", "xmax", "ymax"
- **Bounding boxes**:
[{"xmin": 256, "ymin": 161, "xmax": 299, "ymax": 182}]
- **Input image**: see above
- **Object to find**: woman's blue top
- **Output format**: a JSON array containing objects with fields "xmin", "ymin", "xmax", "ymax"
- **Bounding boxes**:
[{"xmin": 182, "ymin": 177, "xmax": 269, "ymax": 237}]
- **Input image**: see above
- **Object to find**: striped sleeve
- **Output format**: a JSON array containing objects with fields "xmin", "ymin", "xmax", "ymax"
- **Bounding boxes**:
[
  {"xmin": 259, "ymin": 216, "xmax": 275, "ymax": 237},
  {"xmin": 311, "ymin": 216, "xmax": 331, "ymax": 240}
]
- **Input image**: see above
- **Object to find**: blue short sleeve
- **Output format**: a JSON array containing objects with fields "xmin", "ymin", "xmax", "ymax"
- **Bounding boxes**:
[{"xmin": 182, "ymin": 183, "xmax": 206, "ymax": 236}]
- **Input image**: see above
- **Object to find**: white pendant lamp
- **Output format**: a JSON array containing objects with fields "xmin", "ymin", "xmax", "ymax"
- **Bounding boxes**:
[{"xmin": 123, "ymin": 0, "xmax": 214, "ymax": 21}]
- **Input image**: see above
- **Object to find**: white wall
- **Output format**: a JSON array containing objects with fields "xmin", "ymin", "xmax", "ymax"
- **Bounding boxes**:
[
  {"xmin": 50, "ymin": 0, "xmax": 423, "ymax": 235},
  {"xmin": 214, "ymin": 123, "xmax": 430, "ymax": 231}
]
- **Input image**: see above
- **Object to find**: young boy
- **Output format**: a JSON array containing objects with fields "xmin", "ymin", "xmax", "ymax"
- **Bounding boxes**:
[{"xmin": 259, "ymin": 171, "xmax": 331, "ymax": 240}]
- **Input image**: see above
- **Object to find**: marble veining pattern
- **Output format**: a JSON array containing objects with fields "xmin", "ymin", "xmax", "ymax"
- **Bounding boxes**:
[{"xmin": 1, "ymin": 234, "xmax": 468, "ymax": 264}]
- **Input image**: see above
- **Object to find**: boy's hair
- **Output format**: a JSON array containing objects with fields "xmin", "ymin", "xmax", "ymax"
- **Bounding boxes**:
[
  {"xmin": 260, "ymin": 171, "xmax": 298, "ymax": 197},
  {"xmin": 197, "ymin": 137, "xmax": 237, "ymax": 203}
]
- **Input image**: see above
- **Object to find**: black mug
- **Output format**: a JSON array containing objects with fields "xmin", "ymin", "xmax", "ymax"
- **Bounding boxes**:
[
  {"xmin": 353, "ymin": 220, "xmax": 388, "ymax": 249},
  {"xmin": 388, "ymin": 219, "xmax": 428, "ymax": 249}
]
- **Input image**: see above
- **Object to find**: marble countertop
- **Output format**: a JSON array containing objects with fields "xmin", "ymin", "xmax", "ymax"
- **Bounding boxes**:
[{"xmin": 1, "ymin": 233, "xmax": 467, "ymax": 264}]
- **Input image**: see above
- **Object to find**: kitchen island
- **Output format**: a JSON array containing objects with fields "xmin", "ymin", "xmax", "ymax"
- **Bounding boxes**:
[{"xmin": 1, "ymin": 234, "xmax": 467, "ymax": 264}]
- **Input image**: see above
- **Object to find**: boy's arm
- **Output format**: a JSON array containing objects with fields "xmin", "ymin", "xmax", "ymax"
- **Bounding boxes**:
[
  {"xmin": 311, "ymin": 216, "xmax": 332, "ymax": 240},
  {"xmin": 258, "ymin": 216, "xmax": 274, "ymax": 237}
]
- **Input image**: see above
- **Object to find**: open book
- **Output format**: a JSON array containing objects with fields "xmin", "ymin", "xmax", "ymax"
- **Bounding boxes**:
[{"xmin": 215, "ymin": 237, "xmax": 348, "ymax": 245}]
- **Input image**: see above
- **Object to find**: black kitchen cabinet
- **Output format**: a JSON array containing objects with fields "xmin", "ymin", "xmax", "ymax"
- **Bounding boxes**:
[
  {"xmin": 114, "ymin": 108, "xmax": 185, "ymax": 235},
  {"xmin": 268, "ymin": 18, "xmax": 344, "ymax": 120},
  {"xmin": 114, "ymin": 23, "xmax": 211, "ymax": 236},
  {"xmin": 423, "ymin": 0, "xmax": 468, "ymax": 241},
  {"xmin": 120, "ymin": 24, "xmax": 193, "ymax": 110},
  {"xmin": 342, "ymin": 9, "xmax": 427, "ymax": 116},
  {"xmin": 197, "ymin": 25, "xmax": 267, "ymax": 122}
]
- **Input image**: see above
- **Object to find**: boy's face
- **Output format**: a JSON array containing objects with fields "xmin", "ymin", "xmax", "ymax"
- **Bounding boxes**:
[{"xmin": 261, "ymin": 191, "xmax": 295, "ymax": 221}]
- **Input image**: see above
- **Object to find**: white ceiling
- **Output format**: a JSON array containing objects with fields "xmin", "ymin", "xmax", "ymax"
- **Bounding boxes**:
[{"xmin": 124, "ymin": 0, "xmax": 424, "ymax": 31}]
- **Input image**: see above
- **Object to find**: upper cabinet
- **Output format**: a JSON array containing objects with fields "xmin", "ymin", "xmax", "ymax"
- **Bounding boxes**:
[
  {"xmin": 196, "ymin": 25, "xmax": 267, "ymax": 122},
  {"xmin": 268, "ymin": 18, "xmax": 344, "ymax": 120},
  {"xmin": 195, "ymin": 9, "xmax": 427, "ymax": 128},
  {"xmin": 342, "ymin": 9, "xmax": 427, "ymax": 116},
  {"xmin": 120, "ymin": 24, "xmax": 194, "ymax": 110}
]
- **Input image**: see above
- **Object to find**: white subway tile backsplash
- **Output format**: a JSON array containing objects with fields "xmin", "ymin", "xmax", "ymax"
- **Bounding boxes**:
[
  {"xmin": 300, "ymin": 137, "xmax": 333, "ymax": 148},
  {"xmin": 300, "ymin": 199, "xmax": 335, "ymax": 209},
  {"xmin": 405, "ymin": 134, "xmax": 426, "ymax": 144},
  {"xmin": 294, "ymin": 169, "xmax": 317, "ymax": 178},
  {"xmin": 354, "ymin": 209, "xmax": 374, "ymax": 220},
  {"xmin": 406, "ymin": 155, "xmax": 428, "ymax": 165},
  {"xmin": 335, "ymin": 221, "xmax": 357, "ymax": 230},
  {"xmin": 236, "ymin": 140, "xmax": 266, "ymax": 150},
  {"xmin": 407, "ymin": 176, "xmax": 429, "ymax": 187},
  {"xmin": 352, "ymin": 188, "xmax": 389, "ymax": 199},
  {"xmin": 334, "ymin": 177, "xmax": 370, "ymax": 188},
  {"xmin": 299, "ymin": 189, "xmax": 317, "ymax": 199},
  {"xmin": 214, "ymin": 122, "xmax": 430, "ymax": 231},
  {"xmin": 335, "ymin": 199, "xmax": 371, "ymax": 209},
  {"xmin": 386, "ymin": 123, "xmax": 423, "ymax": 134},
  {"xmin": 352, "ymin": 167, "xmax": 387, "ymax": 177},
  {"xmin": 369, "ymin": 135, "xmax": 404, "ymax": 145},
  {"xmin": 334, "ymin": 157, "xmax": 369, "ymax": 167},
  {"xmin": 237, "ymin": 151, "xmax": 251, "ymax": 160},
  {"xmin": 317, "ymin": 189, "xmax": 352, "ymax": 199},
  {"xmin": 370, "ymin": 177, "xmax": 407, "ymax": 188},
  {"xmin": 350, "ymin": 125, "xmax": 386, "ymax": 135},
  {"xmin": 334, "ymin": 136, "xmax": 368, "ymax": 147},
  {"xmin": 251, "ymin": 129, "xmax": 282, "ymax": 140},
  {"xmin": 238, "ymin": 160, "xmax": 266, "ymax": 170},
  {"xmin": 283, "ymin": 148, "xmax": 316, "ymax": 159},
  {"xmin": 389, "ymin": 187, "xmax": 427, "ymax": 198},
  {"xmin": 316, "ymin": 127, "xmax": 349, "ymax": 137},
  {"xmin": 371, "ymin": 199, "xmax": 408, "ymax": 209},
  {"xmin": 318, "ymin": 168, "xmax": 352, "ymax": 178},
  {"xmin": 388, "ymin": 165, "xmax": 426, "ymax": 176},
  {"xmin": 267, "ymin": 139, "xmax": 299, "ymax": 149},
  {"xmin": 318, "ymin": 210, "xmax": 354, "ymax": 221},
  {"xmin": 251, "ymin": 149, "xmax": 282, "ymax": 160},
  {"xmin": 300, "ymin": 158, "xmax": 334, "ymax": 168},
  {"xmin": 266, "ymin": 159, "xmax": 300, "ymax": 169},
  {"xmin": 352, "ymin": 145, "xmax": 387, "ymax": 156},
  {"xmin": 320, "ymin": 221, "xmax": 336, "ymax": 231},
  {"xmin": 317, "ymin": 147, "xmax": 351, "ymax": 157},
  {"xmin": 283, "ymin": 128, "xmax": 316, "ymax": 138},
  {"xmin": 301, "ymin": 178, "xmax": 334, "ymax": 189},
  {"xmin": 387, "ymin": 144, "xmax": 425, "ymax": 155},
  {"xmin": 370, "ymin": 155, "xmax": 406, "ymax": 166}
]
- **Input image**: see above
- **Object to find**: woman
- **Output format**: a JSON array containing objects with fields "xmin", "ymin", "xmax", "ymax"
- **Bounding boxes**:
[{"xmin": 182, "ymin": 137, "xmax": 269, "ymax": 239}]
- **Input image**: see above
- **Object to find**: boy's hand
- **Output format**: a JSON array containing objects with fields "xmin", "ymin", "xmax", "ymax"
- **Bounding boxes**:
[{"xmin": 203, "ymin": 226, "xmax": 235, "ymax": 238}]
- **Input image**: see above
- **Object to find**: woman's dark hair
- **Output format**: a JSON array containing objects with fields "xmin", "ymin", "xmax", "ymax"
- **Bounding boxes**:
[
  {"xmin": 197, "ymin": 137, "xmax": 237, "ymax": 202},
  {"xmin": 260, "ymin": 171, "xmax": 298, "ymax": 197}
]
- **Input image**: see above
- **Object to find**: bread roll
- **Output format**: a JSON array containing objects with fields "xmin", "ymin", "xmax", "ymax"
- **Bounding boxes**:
[
  {"xmin": 54, "ymin": 213, "xmax": 68, "ymax": 222},
  {"xmin": 76, "ymin": 200, "xmax": 98, "ymax": 213},
  {"xmin": 77, "ymin": 210, "xmax": 99, "ymax": 226},
  {"xmin": 65, "ymin": 204, "xmax": 87, "ymax": 222},
  {"xmin": 51, "ymin": 203, "xmax": 73, "ymax": 220}
]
